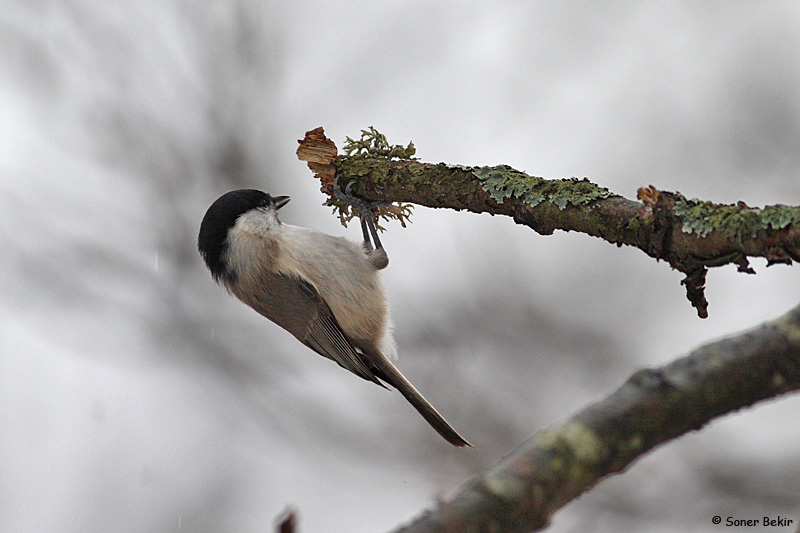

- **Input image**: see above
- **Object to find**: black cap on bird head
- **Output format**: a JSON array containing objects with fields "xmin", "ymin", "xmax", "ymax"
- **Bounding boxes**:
[{"xmin": 197, "ymin": 189, "xmax": 290, "ymax": 282}]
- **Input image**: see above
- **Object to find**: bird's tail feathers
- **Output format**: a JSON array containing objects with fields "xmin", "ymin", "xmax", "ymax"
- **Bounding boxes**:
[{"xmin": 369, "ymin": 352, "xmax": 471, "ymax": 448}]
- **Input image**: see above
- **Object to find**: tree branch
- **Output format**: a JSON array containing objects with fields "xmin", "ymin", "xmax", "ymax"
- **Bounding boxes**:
[
  {"xmin": 392, "ymin": 303, "xmax": 800, "ymax": 532},
  {"xmin": 297, "ymin": 127, "xmax": 800, "ymax": 318},
  {"xmin": 294, "ymin": 127, "xmax": 800, "ymax": 531}
]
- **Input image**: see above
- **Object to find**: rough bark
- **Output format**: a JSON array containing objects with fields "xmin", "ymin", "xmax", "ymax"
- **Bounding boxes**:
[
  {"xmin": 297, "ymin": 127, "xmax": 800, "ymax": 318},
  {"xmin": 393, "ymin": 304, "xmax": 800, "ymax": 533}
]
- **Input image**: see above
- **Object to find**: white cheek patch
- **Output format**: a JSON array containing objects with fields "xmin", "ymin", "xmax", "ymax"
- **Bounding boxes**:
[
  {"xmin": 235, "ymin": 208, "xmax": 279, "ymax": 235},
  {"xmin": 222, "ymin": 210, "xmax": 281, "ymax": 287}
]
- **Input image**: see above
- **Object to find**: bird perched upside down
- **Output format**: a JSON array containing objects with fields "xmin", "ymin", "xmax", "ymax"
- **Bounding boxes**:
[{"xmin": 198, "ymin": 189, "xmax": 470, "ymax": 447}]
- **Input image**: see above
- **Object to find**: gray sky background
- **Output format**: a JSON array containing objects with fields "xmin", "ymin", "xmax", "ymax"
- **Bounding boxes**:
[{"xmin": 2, "ymin": 2, "xmax": 800, "ymax": 532}]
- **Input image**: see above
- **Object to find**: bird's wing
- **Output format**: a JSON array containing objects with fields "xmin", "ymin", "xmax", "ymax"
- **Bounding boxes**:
[
  {"xmin": 240, "ymin": 272, "xmax": 383, "ymax": 386},
  {"xmin": 239, "ymin": 272, "xmax": 470, "ymax": 446}
]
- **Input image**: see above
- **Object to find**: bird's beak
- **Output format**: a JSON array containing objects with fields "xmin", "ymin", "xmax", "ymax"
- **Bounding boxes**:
[{"xmin": 273, "ymin": 196, "xmax": 291, "ymax": 209}]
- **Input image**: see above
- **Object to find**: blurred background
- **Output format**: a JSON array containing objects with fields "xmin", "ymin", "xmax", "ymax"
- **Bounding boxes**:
[{"xmin": 2, "ymin": 1, "xmax": 800, "ymax": 531}]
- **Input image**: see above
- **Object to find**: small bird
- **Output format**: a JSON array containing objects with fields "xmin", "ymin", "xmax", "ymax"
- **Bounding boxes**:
[{"xmin": 198, "ymin": 189, "xmax": 470, "ymax": 447}]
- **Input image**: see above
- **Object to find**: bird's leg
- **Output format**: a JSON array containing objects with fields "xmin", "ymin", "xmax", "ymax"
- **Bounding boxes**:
[
  {"xmin": 362, "ymin": 208, "xmax": 383, "ymax": 251},
  {"xmin": 335, "ymin": 178, "xmax": 389, "ymax": 269},
  {"xmin": 357, "ymin": 206, "xmax": 390, "ymax": 270},
  {"xmin": 360, "ymin": 217, "xmax": 373, "ymax": 252},
  {"xmin": 361, "ymin": 206, "xmax": 388, "ymax": 269}
]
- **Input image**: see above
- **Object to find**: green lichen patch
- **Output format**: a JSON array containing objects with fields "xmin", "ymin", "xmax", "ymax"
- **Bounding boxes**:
[
  {"xmin": 475, "ymin": 167, "xmax": 614, "ymax": 210},
  {"xmin": 474, "ymin": 165, "xmax": 546, "ymax": 206},
  {"xmin": 777, "ymin": 312, "xmax": 800, "ymax": 344},
  {"xmin": 483, "ymin": 468, "xmax": 529, "ymax": 502},
  {"xmin": 759, "ymin": 204, "xmax": 800, "ymax": 230},
  {"xmin": 673, "ymin": 200, "xmax": 717, "ymax": 237},
  {"xmin": 342, "ymin": 126, "xmax": 417, "ymax": 160},
  {"xmin": 324, "ymin": 197, "xmax": 414, "ymax": 230},
  {"xmin": 330, "ymin": 127, "xmax": 416, "ymax": 229},
  {"xmin": 548, "ymin": 178, "xmax": 613, "ymax": 210},
  {"xmin": 334, "ymin": 150, "xmax": 389, "ymax": 181},
  {"xmin": 674, "ymin": 200, "xmax": 758, "ymax": 240},
  {"xmin": 560, "ymin": 422, "xmax": 609, "ymax": 465},
  {"xmin": 675, "ymin": 199, "xmax": 799, "ymax": 242},
  {"xmin": 717, "ymin": 207, "xmax": 761, "ymax": 242}
]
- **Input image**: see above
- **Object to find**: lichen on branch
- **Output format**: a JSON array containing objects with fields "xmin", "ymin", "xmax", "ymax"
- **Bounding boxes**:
[
  {"xmin": 343, "ymin": 125, "xmax": 418, "ymax": 160},
  {"xmin": 297, "ymin": 126, "xmax": 800, "ymax": 318},
  {"xmin": 394, "ymin": 303, "xmax": 800, "ymax": 533},
  {"xmin": 475, "ymin": 164, "xmax": 614, "ymax": 210},
  {"xmin": 296, "ymin": 126, "xmax": 414, "ymax": 228}
]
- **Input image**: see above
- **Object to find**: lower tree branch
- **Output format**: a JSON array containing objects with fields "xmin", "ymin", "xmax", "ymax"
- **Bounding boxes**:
[{"xmin": 392, "ymin": 303, "xmax": 800, "ymax": 533}]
